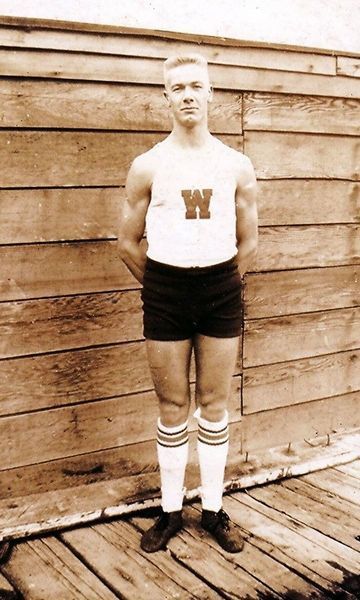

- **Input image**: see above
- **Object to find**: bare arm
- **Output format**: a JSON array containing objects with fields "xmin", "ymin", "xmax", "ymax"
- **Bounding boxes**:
[
  {"xmin": 235, "ymin": 155, "xmax": 258, "ymax": 277},
  {"xmin": 118, "ymin": 155, "xmax": 152, "ymax": 284}
]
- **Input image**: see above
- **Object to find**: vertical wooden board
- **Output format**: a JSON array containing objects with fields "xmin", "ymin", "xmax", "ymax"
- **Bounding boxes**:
[
  {"xmin": 0, "ymin": 241, "xmax": 138, "ymax": 302},
  {"xmin": 243, "ymin": 92, "xmax": 360, "ymax": 134},
  {"xmin": 244, "ymin": 266, "xmax": 360, "ymax": 319},
  {"xmin": 337, "ymin": 56, "xmax": 360, "ymax": 78},
  {"xmin": 241, "ymin": 391, "xmax": 360, "ymax": 452},
  {"xmin": 0, "ymin": 78, "xmax": 241, "ymax": 133},
  {"xmin": 244, "ymin": 307, "xmax": 360, "ymax": 367},
  {"xmin": 0, "ymin": 291, "xmax": 143, "ymax": 359},
  {"xmin": 244, "ymin": 131, "xmax": 360, "ymax": 179},
  {"xmin": 257, "ymin": 180, "xmax": 360, "ymax": 226},
  {"xmin": 1, "ymin": 537, "xmax": 117, "ymax": 599},
  {"xmin": 254, "ymin": 224, "xmax": 360, "ymax": 272},
  {"xmin": 0, "ymin": 187, "xmax": 122, "ymax": 243},
  {"xmin": 243, "ymin": 350, "xmax": 360, "ymax": 414}
]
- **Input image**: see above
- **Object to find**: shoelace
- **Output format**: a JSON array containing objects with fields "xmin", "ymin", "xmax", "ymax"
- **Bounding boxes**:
[
  {"xmin": 217, "ymin": 509, "xmax": 231, "ymax": 531},
  {"xmin": 154, "ymin": 513, "xmax": 170, "ymax": 530}
]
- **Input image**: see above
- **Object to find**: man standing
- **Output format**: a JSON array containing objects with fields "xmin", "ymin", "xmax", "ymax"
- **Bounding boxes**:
[{"xmin": 118, "ymin": 54, "xmax": 258, "ymax": 553}]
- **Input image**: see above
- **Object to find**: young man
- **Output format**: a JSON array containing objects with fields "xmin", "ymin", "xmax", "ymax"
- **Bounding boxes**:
[{"xmin": 118, "ymin": 54, "xmax": 258, "ymax": 553}]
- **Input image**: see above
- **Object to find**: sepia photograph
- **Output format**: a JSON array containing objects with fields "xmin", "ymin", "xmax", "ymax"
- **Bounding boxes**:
[{"xmin": 0, "ymin": 0, "xmax": 359, "ymax": 597}]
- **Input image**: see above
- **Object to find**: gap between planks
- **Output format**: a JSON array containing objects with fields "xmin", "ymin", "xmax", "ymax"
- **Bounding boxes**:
[{"xmin": 0, "ymin": 430, "xmax": 359, "ymax": 544}]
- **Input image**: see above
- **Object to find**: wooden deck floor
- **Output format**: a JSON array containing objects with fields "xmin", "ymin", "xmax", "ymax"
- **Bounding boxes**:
[{"xmin": 1, "ymin": 460, "xmax": 359, "ymax": 600}]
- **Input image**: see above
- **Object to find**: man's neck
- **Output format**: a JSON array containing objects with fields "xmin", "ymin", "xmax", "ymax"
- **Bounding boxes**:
[{"xmin": 169, "ymin": 123, "xmax": 212, "ymax": 149}]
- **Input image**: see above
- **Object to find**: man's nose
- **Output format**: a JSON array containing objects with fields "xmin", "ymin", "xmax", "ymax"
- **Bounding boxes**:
[{"xmin": 183, "ymin": 86, "xmax": 194, "ymax": 101}]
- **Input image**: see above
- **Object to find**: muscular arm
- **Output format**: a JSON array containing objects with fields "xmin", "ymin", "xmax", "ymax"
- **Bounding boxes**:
[
  {"xmin": 118, "ymin": 155, "xmax": 152, "ymax": 284},
  {"xmin": 235, "ymin": 155, "xmax": 258, "ymax": 277}
]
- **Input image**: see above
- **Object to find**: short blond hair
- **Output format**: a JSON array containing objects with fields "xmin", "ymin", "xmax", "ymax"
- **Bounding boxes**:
[{"xmin": 163, "ymin": 53, "xmax": 209, "ymax": 84}]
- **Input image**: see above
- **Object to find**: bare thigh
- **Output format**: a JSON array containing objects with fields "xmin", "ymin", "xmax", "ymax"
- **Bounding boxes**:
[
  {"xmin": 194, "ymin": 334, "xmax": 240, "ymax": 422},
  {"xmin": 146, "ymin": 338, "xmax": 193, "ymax": 427}
]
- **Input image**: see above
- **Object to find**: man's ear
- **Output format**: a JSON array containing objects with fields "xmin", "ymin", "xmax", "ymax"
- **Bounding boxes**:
[
  {"xmin": 208, "ymin": 86, "xmax": 214, "ymax": 103},
  {"xmin": 163, "ymin": 90, "xmax": 170, "ymax": 105}
]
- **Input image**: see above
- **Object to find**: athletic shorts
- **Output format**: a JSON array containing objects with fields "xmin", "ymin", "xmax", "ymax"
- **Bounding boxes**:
[{"xmin": 141, "ymin": 256, "xmax": 242, "ymax": 341}]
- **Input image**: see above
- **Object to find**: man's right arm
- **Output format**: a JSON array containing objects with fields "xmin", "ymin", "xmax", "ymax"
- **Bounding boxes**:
[{"xmin": 118, "ymin": 155, "xmax": 152, "ymax": 284}]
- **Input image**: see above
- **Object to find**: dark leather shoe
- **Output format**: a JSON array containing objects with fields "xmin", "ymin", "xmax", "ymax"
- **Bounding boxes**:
[
  {"xmin": 201, "ymin": 508, "xmax": 244, "ymax": 553},
  {"xmin": 140, "ymin": 508, "xmax": 183, "ymax": 553}
]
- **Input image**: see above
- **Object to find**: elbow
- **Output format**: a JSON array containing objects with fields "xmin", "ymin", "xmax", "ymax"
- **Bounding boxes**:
[{"xmin": 117, "ymin": 233, "xmax": 130, "ymax": 260}]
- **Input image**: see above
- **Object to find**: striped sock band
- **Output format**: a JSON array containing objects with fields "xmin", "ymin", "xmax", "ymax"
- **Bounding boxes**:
[
  {"xmin": 198, "ymin": 421, "xmax": 229, "ymax": 446},
  {"xmin": 195, "ymin": 408, "xmax": 229, "ymax": 512},
  {"xmin": 157, "ymin": 420, "xmax": 189, "ymax": 448},
  {"xmin": 157, "ymin": 419, "xmax": 189, "ymax": 512}
]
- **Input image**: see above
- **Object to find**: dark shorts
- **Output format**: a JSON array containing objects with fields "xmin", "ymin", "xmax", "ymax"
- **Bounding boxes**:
[{"xmin": 141, "ymin": 256, "xmax": 242, "ymax": 341}]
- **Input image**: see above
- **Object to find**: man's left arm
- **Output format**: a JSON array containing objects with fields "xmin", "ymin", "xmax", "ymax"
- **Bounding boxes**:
[{"xmin": 235, "ymin": 155, "xmax": 258, "ymax": 277}]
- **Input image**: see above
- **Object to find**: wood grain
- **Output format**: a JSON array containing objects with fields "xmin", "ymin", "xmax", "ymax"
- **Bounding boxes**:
[
  {"xmin": 245, "ymin": 131, "xmax": 360, "ymax": 180},
  {"xmin": 226, "ymin": 493, "xmax": 358, "ymax": 597},
  {"xmin": 0, "ymin": 130, "xmax": 163, "ymax": 187},
  {"xmin": 257, "ymin": 180, "xmax": 360, "ymax": 226},
  {"xmin": 0, "ymin": 378, "xmax": 241, "ymax": 469},
  {"xmin": 0, "ymin": 338, "xmax": 242, "ymax": 417},
  {"xmin": 244, "ymin": 265, "xmax": 360, "ymax": 319},
  {"xmin": 249, "ymin": 479, "xmax": 360, "ymax": 552},
  {"xmin": 0, "ymin": 342, "xmax": 150, "ymax": 416},
  {"xmin": 0, "ymin": 130, "xmax": 242, "ymax": 188},
  {"xmin": 63, "ymin": 521, "xmax": 216, "ymax": 600},
  {"xmin": 1, "ymin": 537, "xmax": 117, "ymax": 599},
  {"xmin": 1, "ymin": 181, "xmax": 358, "ymax": 246},
  {"xmin": 337, "ymin": 56, "xmax": 360, "ymax": 78},
  {"xmin": 244, "ymin": 307, "xmax": 360, "ymax": 367},
  {"xmin": 0, "ymin": 26, "xmax": 336, "ymax": 75},
  {"xmin": 0, "ymin": 187, "xmax": 122, "ymax": 244},
  {"xmin": 0, "ymin": 78, "xmax": 242, "ymax": 134},
  {"xmin": 255, "ymin": 224, "xmax": 360, "ymax": 272},
  {"xmin": 0, "ymin": 241, "xmax": 137, "ymax": 302},
  {"xmin": 243, "ymin": 350, "xmax": 360, "ymax": 414},
  {"xmin": 243, "ymin": 92, "xmax": 360, "ymax": 135},
  {"xmin": 0, "ymin": 48, "xmax": 358, "ymax": 98},
  {"xmin": 1, "ymin": 225, "xmax": 358, "ymax": 303},
  {"xmin": 241, "ymin": 391, "xmax": 360, "ymax": 451},
  {"xmin": 0, "ymin": 291, "xmax": 143, "ymax": 359}
]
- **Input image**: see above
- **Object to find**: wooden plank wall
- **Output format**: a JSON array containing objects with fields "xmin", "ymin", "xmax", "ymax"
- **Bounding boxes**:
[{"xmin": 0, "ymin": 17, "xmax": 359, "ymax": 504}]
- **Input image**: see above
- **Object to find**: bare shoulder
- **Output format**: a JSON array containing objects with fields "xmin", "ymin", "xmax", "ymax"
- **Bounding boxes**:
[
  {"xmin": 126, "ymin": 143, "xmax": 162, "ymax": 201},
  {"xmin": 231, "ymin": 150, "xmax": 256, "ymax": 187},
  {"xmin": 127, "ymin": 147, "xmax": 157, "ymax": 186}
]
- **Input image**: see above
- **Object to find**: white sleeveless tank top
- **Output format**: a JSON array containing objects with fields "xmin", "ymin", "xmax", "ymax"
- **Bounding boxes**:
[{"xmin": 146, "ymin": 136, "xmax": 239, "ymax": 267}]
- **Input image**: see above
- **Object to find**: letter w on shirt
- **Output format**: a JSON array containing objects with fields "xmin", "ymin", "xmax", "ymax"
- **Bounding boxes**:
[{"xmin": 181, "ymin": 188, "xmax": 213, "ymax": 219}]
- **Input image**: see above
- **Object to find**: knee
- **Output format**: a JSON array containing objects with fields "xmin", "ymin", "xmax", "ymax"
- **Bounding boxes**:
[
  {"xmin": 196, "ymin": 391, "xmax": 227, "ymax": 423},
  {"xmin": 158, "ymin": 395, "xmax": 190, "ymax": 427}
]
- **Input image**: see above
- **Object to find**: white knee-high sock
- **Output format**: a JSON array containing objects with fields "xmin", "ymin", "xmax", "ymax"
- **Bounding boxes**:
[
  {"xmin": 195, "ymin": 408, "xmax": 229, "ymax": 512},
  {"xmin": 157, "ymin": 418, "xmax": 189, "ymax": 512}
]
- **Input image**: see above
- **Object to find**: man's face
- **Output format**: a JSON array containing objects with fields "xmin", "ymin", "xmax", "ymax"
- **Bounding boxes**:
[{"xmin": 164, "ymin": 63, "xmax": 213, "ymax": 128}]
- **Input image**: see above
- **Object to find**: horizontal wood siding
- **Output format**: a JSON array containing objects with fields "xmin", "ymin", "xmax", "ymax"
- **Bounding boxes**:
[{"xmin": 0, "ymin": 17, "xmax": 359, "ymax": 513}]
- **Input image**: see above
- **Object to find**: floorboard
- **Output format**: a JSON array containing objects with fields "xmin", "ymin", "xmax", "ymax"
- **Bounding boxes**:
[{"xmin": 1, "ymin": 463, "xmax": 359, "ymax": 599}]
